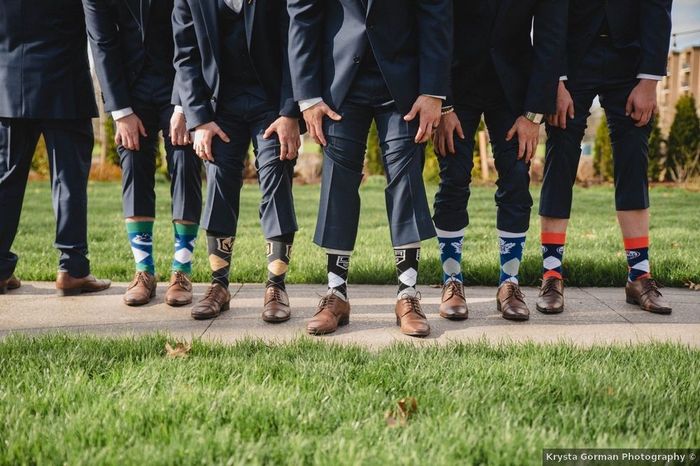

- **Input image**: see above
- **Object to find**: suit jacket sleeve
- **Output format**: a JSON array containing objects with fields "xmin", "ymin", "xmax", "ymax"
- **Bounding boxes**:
[
  {"xmin": 278, "ymin": 0, "xmax": 301, "ymax": 117},
  {"xmin": 525, "ymin": 0, "xmax": 569, "ymax": 114},
  {"xmin": 82, "ymin": 0, "xmax": 131, "ymax": 112},
  {"xmin": 172, "ymin": 0, "xmax": 215, "ymax": 129},
  {"xmin": 416, "ymin": 0, "xmax": 453, "ymax": 98},
  {"xmin": 287, "ymin": 0, "xmax": 324, "ymax": 102},
  {"xmin": 638, "ymin": 0, "xmax": 672, "ymax": 77}
]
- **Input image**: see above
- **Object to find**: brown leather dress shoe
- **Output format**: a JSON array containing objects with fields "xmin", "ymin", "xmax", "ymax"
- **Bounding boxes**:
[
  {"xmin": 626, "ymin": 277, "xmax": 672, "ymax": 314},
  {"xmin": 262, "ymin": 285, "xmax": 291, "ymax": 323},
  {"xmin": 395, "ymin": 294, "xmax": 430, "ymax": 337},
  {"xmin": 191, "ymin": 283, "xmax": 231, "ymax": 320},
  {"xmin": 439, "ymin": 280, "xmax": 468, "ymax": 320},
  {"xmin": 307, "ymin": 291, "xmax": 350, "ymax": 335},
  {"xmin": 56, "ymin": 272, "xmax": 111, "ymax": 297},
  {"xmin": 497, "ymin": 282, "xmax": 530, "ymax": 321},
  {"xmin": 123, "ymin": 271, "xmax": 157, "ymax": 306},
  {"xmin": 0, "ymin": 275, "xmax": 21, "ymax": 294},
  {"xmin": 165, "ymin": 272, "xmax": 193, "ymax": 307},
  {"xmin": 536, "ymin": 277, "xmax": 564, "ymax": 314}
]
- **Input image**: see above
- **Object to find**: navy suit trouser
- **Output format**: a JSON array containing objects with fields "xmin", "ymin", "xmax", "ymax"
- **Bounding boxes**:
[
  {"xmin": 118, "ymin": 74, "xmax": 202, "ymax": 223},
  {"xmin": 0, "ymin": 118, "xmax": 93, "ymax": 279},
  {"xmin": 314, "ymin": 70, "xmax": 435, "ymax": 251},
  {"xmin": 433, "ymin": 93, "xmax": 533, "ymax": 234},
  {"xmin": 201, "ymin": 93, "xmax": 297, "ymax": 238},
  {"xmin": 540, "ymin": 37, "xmax": 652, "ymax": 218}
]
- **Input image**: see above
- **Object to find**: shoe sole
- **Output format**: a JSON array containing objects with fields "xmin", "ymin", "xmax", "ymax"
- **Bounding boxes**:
[
  {"xmin": 395, "ymin": 316, "xmax": 431, "ymax": 337},
  {"xmin": 535, "ymin": 303, "xmax": 564, "ymax": 314},
  {"xmin": 263, "ymin": 314, "xmax": 291, "ymax": 324},
  {"xmin": 307, "ymin": 315, "xmax": 349, "ymax": 335},
  {"xmin": 496, "ymin": 300, "xmax": 530, "ymax": 321},
  {"xmin": 625, "ymin": 296, "xmax": 672, "ymax": 315},
  {"xmin": 439, "ymin": 312, "xmax": 468, "ymax": 321},
  {"xmin": 165, "ymin": 298, "xmax": 192, "ymax": 307},
  {"xmin": 191, "ymin": 302, "xmax": 230, "ymax": 320}
]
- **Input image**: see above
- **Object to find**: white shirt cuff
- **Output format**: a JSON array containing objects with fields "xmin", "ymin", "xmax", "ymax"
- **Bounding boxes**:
[
  {"xmin": 174, "ymin": 105, "xmax": 184, "ymax": 114},
  {"xmin": 637, "ymin": 74, "xmax": 663, "ymax": 81},
  {"xmin": 423, "ymin": 94, "xmax": 446, "ymax": 100},
  {"xmin": 299, "ymin": 97, "xmax": 323, "ymax": 112},
  {"xmin": 112, "ymin": 107, "xmax": 134, "ymax": 120},
  {"xmin": 559, "ymin": 76, "xmax": 568, "ymax": 81}
]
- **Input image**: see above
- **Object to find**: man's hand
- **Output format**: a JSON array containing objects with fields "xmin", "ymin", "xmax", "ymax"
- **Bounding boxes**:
[
  {"xmin": 302, "ymin": 102, "xmax": 342, "ymax": 147},
  {"xmin": 433, "ymin": 111, "xmax": 465, "ymax": 156},
  {"xmin": 170, "ymin": 111, "xmax": 191, "ymax": 146},
  {"xmin": 547, "ymin": 81, "xmax": 575, "ymax": 129},
  {"xmin": 506, "ymin": 116, "xmax": 540, "ymax": 162},
  {"xmin": 115, "ymin": 113, "xmax": 147, "ymax": 151},
  {"xmin": 263, "ymin": 116, "xmax": 302, "ymax": 160},
  {"xmin": 404, "ymin": 95, "xmax": 442, "ymax": 143},
  {"xmin": 626, "ymin": 79, "xmax": 658, "ymax": 127},
  {"xmin": 193, "ymin": 121, "xmax": 229, "ymax": 162}
]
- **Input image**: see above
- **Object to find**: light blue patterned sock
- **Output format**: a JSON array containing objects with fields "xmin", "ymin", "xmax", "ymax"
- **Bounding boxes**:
[{"xmin": 498, "ymin": 230, "xmax": 526, "ymax": 285}]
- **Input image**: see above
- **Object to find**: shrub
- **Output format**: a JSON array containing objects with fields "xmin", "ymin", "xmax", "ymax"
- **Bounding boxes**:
[{"xmin": 593, "ymin": 116, "xmax": 613, "ymax": 181}]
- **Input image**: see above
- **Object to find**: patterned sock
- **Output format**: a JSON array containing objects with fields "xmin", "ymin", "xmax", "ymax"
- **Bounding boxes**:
[
  {"xmin": 624, "ymin": 236, "xmax": 650, "ymax": 282},
  {"xmin": 326, "ymin": 250, "xmax": 351, "ymax": 300},
  {"xmin": 207, "ymin": 233, "xmax": 234, "ymax": 288},
  {"xmin": 395, "ymin": 244, "xmax": 420, "ymax": 299},
  {"xmin": 436, "ymin": 228, "xmax": 464, "ymax": 284},
  {"xmin": 541, "ymin": 232, "xmax": 566, "ymax": 280},
  {"xmin": 172, "ymin": 223, "xmax": 199, "ymax": 275},
  {"xmin": 127, "ymin": 221, "xmax": 155, "ymax": 275},
  {"xmin": 266, "ymin": 233, "xmax": 294, "ymax": 290},
  {"xmin": 498, "ymin": 230, "xmax": 526, "ymax": 286}
]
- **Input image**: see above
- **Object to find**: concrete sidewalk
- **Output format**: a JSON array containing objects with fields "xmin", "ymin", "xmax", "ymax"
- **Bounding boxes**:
[{"xmin": 0, "ymin": 282, "xmax": 698, "ymax": 347}]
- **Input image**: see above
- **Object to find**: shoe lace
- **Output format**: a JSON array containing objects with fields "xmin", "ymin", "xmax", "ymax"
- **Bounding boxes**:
[
  {"xmin": 266, "ymin": 286, "xmax": 283, "ymax": 305},
  {"xmin": 172, "ymin": 271, "xmax": 188, "ymax": 288},
  {"xmin": 540, "ymin": 278, "xmax": 562, "ymax": 296},
  {"xmin": 642, "ymin": 278, "xmax": 664, "ymax": 297},
  {"xmin": 132, "ymin": 271, "xmax": 151, "ymax": 288},
  {"xmin": 316, "ymin": 293, "xmax": 337, "ymax": 316},
  {"xmin": 504, "ymin": 283, "xmax": 525, "ymax": 302},
  {"xmin": 445, "ymin": 280, "xmax": 464, "ymax": 300},
  {"xmin": 399, "ymin": 292, "xmax": 425, "ymax": 318}
]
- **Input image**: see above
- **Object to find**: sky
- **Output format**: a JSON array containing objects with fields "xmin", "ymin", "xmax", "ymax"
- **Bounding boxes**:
[{"xmin": 671, "ymin": 0, "xmax": 700, "ymax": 49}]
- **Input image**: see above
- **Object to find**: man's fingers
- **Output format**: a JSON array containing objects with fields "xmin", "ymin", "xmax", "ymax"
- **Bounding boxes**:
[
  {"xmin": 506, "ymin": 124, "xmax": 517, "ymax": 141},
  {"xmin": 526, "ymin": 140, "xmax": 534, "ymax": 162},
  {"xmin": 315, "ymin": 121, "xmax": 328, "ymax": 147},
  {"xmin": 215, "ymin": 128, "xmax": 230, "ymax": 143},
  {"xmin": 138, "ymin": 121, "xmax": 147, "ymax": 138},
  {"xmin": 203, "ymin": 139, "xmax": 214, "ymax": 161},
  {"xmin": 625, "ymin": 96, "xmax": 634, "ymax": 116},
  {"xmin": 263, "ymin": 125, "xmax": 275, "ymax": 140},
  {"xmin": 558, "ymin": 110, "xmax": 567, "ymax": 129},
  {"xmin": 447, "ymin": 132, "xmax": 456, "ymax": 155},
  {"xmin": 567, "ymin": 101, "xmax": 575, "ymax": 120},
  {"xmin": 414, "ymin": 123, "xmax": 426, "ymax": 143},
  {"xmin": 325, "ymin": 108, "xmax": 342, "ymax": 121},
  {"xmin": 184, "ymin": 132, "xmax": 191, "ymax": 145},
  {"xmin": 404, "ymin": 104, "xmax": 419, "ymax": 122},
  {"xmin": 115, "ymin": 133, "xmax": 122, "ymax": 146},
  {"xmin": 517, "ymin": 136, "xmax": 525, "ymax": 159},
  {"xmin": 455, "ymin": 122, "xmax": 465, "ymax": 140}
]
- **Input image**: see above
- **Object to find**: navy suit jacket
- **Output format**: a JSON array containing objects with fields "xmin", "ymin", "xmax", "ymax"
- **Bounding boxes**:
[
  {"xmin": 83, "ymin": 0, "xmax": 174, "ymax": 113},
  {"xmin": 450, "ymin": 0, "xmax": 568, "ymax": 115},
  {"xmin": 0, "ymin": 0, "xmax": 97, "ymax": 119},
  {"xmin": 172, "ymin": 0, "xmax": 299, "ymax": 130},
  {"xmin": 565, "ymin": 0, "xmax": 672, "ymax": 80},
  {"xmin": 287, "ymin": 0, "xmax": 453, "ymax": 115}
]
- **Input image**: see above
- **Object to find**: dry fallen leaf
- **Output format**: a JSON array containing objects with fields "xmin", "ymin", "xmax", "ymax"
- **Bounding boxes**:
[
  {"xmin": 685, "ymin": 281, "xmax": 700, "ymax": 291},
  {"xmin": 165, "ymin": 341, "xmax": 192, "ymax": 358},
  {"xmin": 385, "ymin": 397, "xmax": 418, "ymax": 427}
]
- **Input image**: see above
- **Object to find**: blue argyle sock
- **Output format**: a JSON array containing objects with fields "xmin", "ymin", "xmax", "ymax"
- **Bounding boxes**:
[
  {"xmin": 498, "ymin": 230, "xmax": 526, "ymax": 285},
  {"xmin": 436, "ymin": 228, "xmax": 464, "ymax": 284},
  {"xmin": 127, "ymin": 221, "xmax": 155, "ymax": 275},
  {"xmin": 172, "ymin": 223, "xmax": 199, "ymax": 274}
]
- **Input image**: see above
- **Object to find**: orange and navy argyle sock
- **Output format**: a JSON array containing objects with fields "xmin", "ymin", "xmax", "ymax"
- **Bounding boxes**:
[
  {"xmin": 541, "ymin": 232, "xmax": 566, "ymax": 280},
  {"xmin": 624, "ymin": 236, "xmax": 650, "ymax": 282}
]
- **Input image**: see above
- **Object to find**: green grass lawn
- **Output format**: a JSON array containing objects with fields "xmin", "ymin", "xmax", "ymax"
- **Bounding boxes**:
[
  {"xmin": 0, "ymin": 335, "xmax": 697, "ymax": 465},
  {"xmin": 12, "ymin": 178, "xmax": 700, "ymax": 286}
]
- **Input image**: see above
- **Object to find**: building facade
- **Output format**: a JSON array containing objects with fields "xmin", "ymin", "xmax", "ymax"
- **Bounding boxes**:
[{"xmin": 658, "ymin": 45, "xmax": 700, "ymax": 135}]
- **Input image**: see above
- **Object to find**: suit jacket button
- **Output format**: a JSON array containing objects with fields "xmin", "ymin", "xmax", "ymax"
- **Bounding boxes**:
[{"xmin": 353, "ymin": 56, "xmax": 361, "ymax": 64}]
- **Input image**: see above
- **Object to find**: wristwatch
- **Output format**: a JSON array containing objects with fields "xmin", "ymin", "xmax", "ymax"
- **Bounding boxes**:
[{"xmin": 524, "ymin": 111, "xmax": 544, "ymax": 124}]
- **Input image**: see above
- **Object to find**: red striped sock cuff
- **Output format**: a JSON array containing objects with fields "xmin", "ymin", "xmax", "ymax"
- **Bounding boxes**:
[
  {"xmin": 541, "ymin": 232, "xmax": 566, "ymax": 245},
  {"xmin": 623, "ymin": 236, "xmax": 649, "ymax": 250}
]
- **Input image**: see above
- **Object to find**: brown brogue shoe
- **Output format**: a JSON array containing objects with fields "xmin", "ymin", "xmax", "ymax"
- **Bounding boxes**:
[
  {"xmin": 56, "ymin": 272, "xmax": 111, "ymax": 297},
  {"xmin": 536, "ymin": 277, "xmax": 564, "ymax": 314},
  {"xmin": 307, "ymin": 290, "xmax": 350, "ymax": 335},
  {"xmin": 626, "ymin": 277, "xmax": 672, "ymax": 314},
  {"xmin": 395, "ymin": 293, "xmax": 430, "ymax": 337},
  {"xmin": 165, "ymin": 272, "xmax": 193, "ymax": 307},
  {"xmin": 191, "ymin": 283, "xmax": 231, "ymax": 320},
  {"xmin": 497, "ymin": 282, "xmax": 530, "ymax": 321},
  {"xmin": 123, "ymin": 271, "xmax": 157, "ymax": 306},
  {"xmin": 262, "ymin": 285, "xmax": 291, "ymax": 323},
  {"xmin": 0, "ymin": 275, "xmax": 21, "ymax": 294},
  {"xmin": 439, "ymin": 280, "xmax": 468, "ymax": 320}
]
